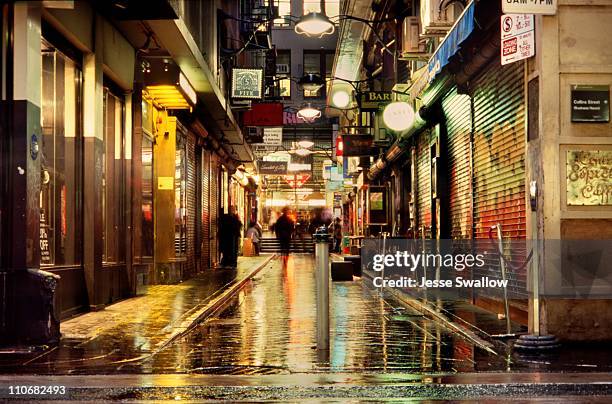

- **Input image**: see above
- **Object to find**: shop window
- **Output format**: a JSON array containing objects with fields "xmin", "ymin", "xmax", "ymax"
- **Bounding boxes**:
[
  {"xmin": 273, "ymin": 0, "xmax": 292, "ymax": 26},
  {"xmin": 40, "ymin": 39, "xmax": 82, "ymax": 267},
  {"xmin": 102, "ymin": 85, "xmax": 125, "ymax": 264},
  {"xmin": 140, "ymin": 99, "xmax": 155, "ymax": 260},
  {"xmin": 303, "ymin": 0, "xmax": 339, "ymax": 16},
  {"xmin": 303, "ymin": 50, "xmax": 334, "ymax": 98},
  {"xmin": 276, "ymin": 50, "xmax": 291, "ymax": 98},
  {"xmin": 175, "ymin": 133, "xmax": 187, "ymax": 257}
]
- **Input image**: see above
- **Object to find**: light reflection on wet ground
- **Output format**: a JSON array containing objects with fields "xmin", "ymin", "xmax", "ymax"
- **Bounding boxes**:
[
  {"xmin": 129, "ymin": 255, "xmax": 494, "ymax": 374},
  {"xmin": 2, "ymin": 255, "xmax": 612, "ymax": 375}
]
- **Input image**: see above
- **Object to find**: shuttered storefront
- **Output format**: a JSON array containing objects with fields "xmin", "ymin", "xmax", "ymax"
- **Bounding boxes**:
[
  {"xmin": 442, "ymin": 90, "xmax": 473, "ymax": 239},
  {"xmin": 416, "ymin": 130, "xmax": 432, "ymax": 238},
  {"xmin": 472, "ymin": 61, "xmax": 526, "ymax": 239},
  {"xmin": 201, "ymin": 150, "xmax": 210, "ymax": 269},
  {"xmin": 209, "ymin": 154, "xmax": 220, "ymax": 266},
  {"xmin": 186, "ymin": 130, "xmax": 197, "ymax": 278},
  {"xmin": 472, "ymin": 60, "xmax": 527, "ymax": 299}
]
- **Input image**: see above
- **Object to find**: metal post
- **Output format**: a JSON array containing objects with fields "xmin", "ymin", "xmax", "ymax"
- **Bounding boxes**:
[
  {"xmin": 531, "ymin": 212, "xmax": 540, "ymax": 336},
  {"xmin": 495, "ymin": 225, "xmax": 512, "ymax": 336},
  {"xmin": 314, "ymin": 227, "xmax": 330, "ymax": 352}
]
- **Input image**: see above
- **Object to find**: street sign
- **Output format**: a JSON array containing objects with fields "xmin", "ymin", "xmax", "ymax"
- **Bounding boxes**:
[
  {"xmin": 342, "ymin": 134, "xmax": 375, "ymax": 157},
  {"xmin": 258, "ymin": 160, "xmax": 288, "ymax": 175},
  {"xmin": 502, "ymin": 0, "xmax": 557, "ymax": 15},
  {"xmin": 571, "ymin": 85, "xmax": 610, "ymax": 123},
  {"xmin": 501, "ymin": 14, "xmax": 535, "ymax": 66}
]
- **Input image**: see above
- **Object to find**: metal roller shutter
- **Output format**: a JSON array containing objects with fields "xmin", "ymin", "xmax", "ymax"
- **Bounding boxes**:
[
  {"xmin": 210, "ymin": 154, "xmax": 219, "ymax": 266},
  {"xmin": 186, "ymin": 130, "xmax": 196, "ymax": 278},
  {"xmin": 201, "ymin": 150, "xmax": 210, "ymax": 269},
  {"xmin": 472, "ymin": 61, "xmax": 526, "ymax": 240},
  {"xmin": 416, "ymin": 130, "xmax": 432, "ymax": 238},
  {"xmin": 442, "ymin": 89, "xmax": 473, "ymax": 239},
  {"xmin": 472, "ymin": 60, "xmax": 527, "ymax": 300}
]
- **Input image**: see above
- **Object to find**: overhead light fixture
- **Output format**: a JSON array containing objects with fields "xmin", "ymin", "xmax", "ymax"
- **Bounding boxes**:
[
  {"xmin": 297, "ymin": 103, "xmax": 321, "ymax": 122},
  {"xmin": 298, "ymin": 73, "xmax": 326, "ymax": 92},
  {"xmin": 297, "ymin": 140, "xmax": 315, "ymax": 149},
  {"xmin": 382, "ymin": 101, "xmax": 415, "ymax": 132},
  {"xmin": 294, "ymin": 148, "xmax": 314, "ymax": 156},
  {"xmin": 331, "ymin": 90, "xmax": 351, "ymax": 109},
  {"xmin": 294, "ymin": 12, "xmax": 335, "ymax": 37}
]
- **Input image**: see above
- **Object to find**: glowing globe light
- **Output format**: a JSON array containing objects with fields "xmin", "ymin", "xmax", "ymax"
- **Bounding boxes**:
[
  {"xmin": 331, "ymin": 90, "xmax": 351, "ymax": 109},
  {"xmin": 382, "ymin": 101, "xmax": 415, "ymax": 132},
  {"xmin": 294, "ymin": 12, "xmax": 335, "ymax": 37}
]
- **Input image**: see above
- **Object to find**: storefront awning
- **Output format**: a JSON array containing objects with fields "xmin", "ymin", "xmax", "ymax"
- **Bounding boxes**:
[{"xmin": 427, "ymin": 1, "xmax": 476, "ymax": 83}]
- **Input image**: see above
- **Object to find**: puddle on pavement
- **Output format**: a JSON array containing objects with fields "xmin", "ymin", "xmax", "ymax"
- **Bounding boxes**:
[{"xmin": 2, "ymin": 255, "xmax": 612, "ymax": 375}]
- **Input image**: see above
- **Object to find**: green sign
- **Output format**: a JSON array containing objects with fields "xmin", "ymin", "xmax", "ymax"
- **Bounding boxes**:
[
  {"xmin": 571, "ymin": 85, "xmax": 610, "ymax": 123},
  {"xmin": 360, "ymin": 91, "xmax": 392, "ymax": 110},
  {"xmin": 231, "ymin": 68, "xmax": 263, "ymax": 99}
]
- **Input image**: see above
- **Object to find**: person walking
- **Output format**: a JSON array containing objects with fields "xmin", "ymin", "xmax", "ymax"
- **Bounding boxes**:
[
  {"xmin": 274, "ymin": 207, "xmax": 294, "ymax": 256},
  {"xmin": 219, "ymin": 206, "xmax": 242, "ymax": 268},
  {"xmin": 330, "ymin": 217, "xmax": 343, "ymax": 253},
  {"xmin": 245, "ymin": 221, "xmax": 261, "ymax": 256}
]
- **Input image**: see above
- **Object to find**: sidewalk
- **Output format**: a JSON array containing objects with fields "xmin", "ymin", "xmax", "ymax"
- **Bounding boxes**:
[{"xmin": 0, "ymin": 255, "xmax": 274, "ymax": 374}]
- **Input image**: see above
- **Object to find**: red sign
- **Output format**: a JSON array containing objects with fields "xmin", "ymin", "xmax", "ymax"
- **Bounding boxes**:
[
  {"xmin": 243, "ymin": 102, "xmax": 283, "ymax": 126},
  {"xmin": 284, "ymin": 174, "xmax": 311, "ymax": 188}
]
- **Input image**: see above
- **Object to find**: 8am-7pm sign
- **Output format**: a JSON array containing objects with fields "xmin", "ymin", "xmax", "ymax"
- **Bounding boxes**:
[{"xmin": 501, "ymin": 14, "xmax": 535, "ymax": 66}]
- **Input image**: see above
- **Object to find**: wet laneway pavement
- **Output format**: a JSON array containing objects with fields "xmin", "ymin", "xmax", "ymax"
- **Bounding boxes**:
[
  {"xmin": 3, "ymin": 255, "xmax": 612, "ymax": 376},
  {"xmin": 3, "ymin": 255, "xmax": 612, "ymax": 400}
]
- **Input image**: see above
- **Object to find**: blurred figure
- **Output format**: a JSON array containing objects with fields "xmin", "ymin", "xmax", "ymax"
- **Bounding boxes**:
[
  {"xmin": 245, "ymin": 221, "xmax": 261, "ymax": 256},
  {"xmin": 329, "ymin": 217, "xmax": 342, "ymax": 253},
  {"xmin": 275, "ymin": 207, "xmax": 294, "ymax": 256},
  {"xmin": 219, "ymin": 206, "xmax": 242, "ymax": 268}
]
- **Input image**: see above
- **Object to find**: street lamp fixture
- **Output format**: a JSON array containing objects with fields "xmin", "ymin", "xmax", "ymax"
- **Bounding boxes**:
[
  {"xmin": 297, "ymin": 140, "xmax": 315, "ymax": 149},
  {"xmin": 296, "ymin": 103, "xmax": 321, "ymax": 122},
  {"xmin": 294, "ymin": 148, "xmax": 314, "ymax": 156},
  {"xmin": 382, "ymin": 101, "xmax": 415, "ymax": 132},
  {"xmin": 294, "ymin": 12, "xmax": 335, "ymax": 38},
  {"xmin": 298, "ymin": 73, "xmax": 326, "ymax": 92}
]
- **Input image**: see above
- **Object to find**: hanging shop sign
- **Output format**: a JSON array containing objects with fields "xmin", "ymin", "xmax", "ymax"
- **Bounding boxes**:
[
  {"xmin": 502, "ymin": 0, "xmax": 557, "ymax": 15},
  {"xmin": 501, "ymin": 14, "xmax": 535, "ymax": 66},
  {"xmin": 144, "ymin": 59, "xmax": 197, "ymax": 109},
  {"xmin": 258, "ymin": 160, "xmax": 288, "ymax": 175},
  {"xmin": 571, "ymin": 85, "xmax": 610, "ymax": 123},
  {"xmin": 243, "ymin": 102, "xmax": 283, "ymax": 126},
  {"xmin": 566, "ymin": 150, "xmax": 612, "ymax": 205},
  {"xmin": 287, "ymin": 163, "xmax": 312, "ymax": 173},
  {"xmin": 231, "ymin": 68, "xmax": 263, "ymax": 99},
  {"xmin": 342, "ymin": 134, "xmax": 375, "ymax": 157},
  {"xmin": 284, "ymin": 174, "xmax": 311, "ymax": 188},
  {"xmin": 360, "ymin": 91, "xmax": 392, "ymax": 111},
  {"xmin": 261, "ymin": 127, "xmax": 283, "ymax": 146}
]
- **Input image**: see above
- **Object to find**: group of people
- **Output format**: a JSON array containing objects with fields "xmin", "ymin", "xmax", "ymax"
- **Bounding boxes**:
[{"xmin": 218, "ymin": 206, "xmax": 344, "ymax": 268}]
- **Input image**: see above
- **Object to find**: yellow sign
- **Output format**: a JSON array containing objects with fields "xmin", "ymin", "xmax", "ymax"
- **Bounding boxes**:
[
  {"xmin": 566, "ymin": 150, "xmax": 612, "ymax": 205},
  {"xmin": 158, "ymin": 176, "xmax": 174, "ymax": 190}
]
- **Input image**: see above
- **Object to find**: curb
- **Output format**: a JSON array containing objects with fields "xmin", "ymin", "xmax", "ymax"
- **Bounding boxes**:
[
  {"xmin": 153, "ymin": 254, "xmax": 277, "ymax": 352},
  {"xmin": 361, "ymin": 269, "xmax": 497, "ymax": 355}
]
